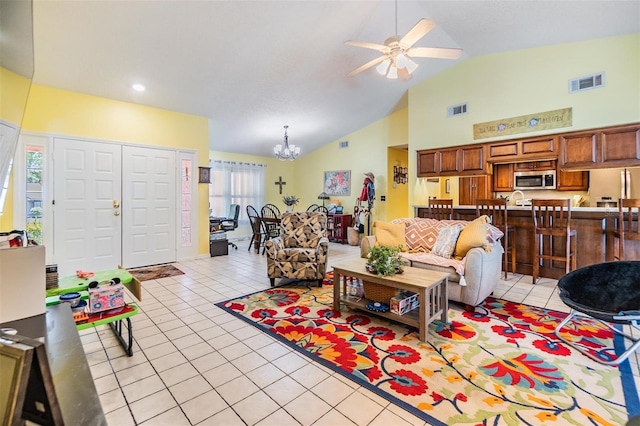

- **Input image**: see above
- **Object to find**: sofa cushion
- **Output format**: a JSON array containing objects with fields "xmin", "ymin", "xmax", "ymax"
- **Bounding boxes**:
[
  {"xmin": 373, "ymin": 221, "xmax": 407, "ymax": 251},
  {"xmin": 454, "ymin": 215, "xmax": 491, "ymax": 258},
  {"xmin": 431, "ymin": 224, "xmax": 464, "ymax": 259},
  {"xmin": 392, "ymin": 218, "xmax": 440, "ymax": 252}
]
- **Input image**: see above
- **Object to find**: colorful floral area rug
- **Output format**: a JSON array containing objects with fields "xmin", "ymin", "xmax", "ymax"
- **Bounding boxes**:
[
  {"xmin": 127, "ymin": 264, "xmax": 184, "ymax": 281},
  {"xmin": 217, "ymin": 274, "xmax": 639, "ymax": 426}
]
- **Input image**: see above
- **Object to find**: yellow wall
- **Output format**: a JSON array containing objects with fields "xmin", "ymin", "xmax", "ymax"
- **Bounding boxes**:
[
  {"xmin": 0, "ymin": 67, "xmax": 32, "ymax": 124},
  {"xmin": 408, "ymin": 33, "xmax": 640, "ymax": 206},
  {"xmin": 386, "ymin": 147, "xmax": 409, "ymax": 219},
  {"xmin": 0, "ymin": 68, "xmax": 32, "ymax": 230},
  {"xmin": 17, "ymin": 84, "xmax": 211, "ymax": 254}
]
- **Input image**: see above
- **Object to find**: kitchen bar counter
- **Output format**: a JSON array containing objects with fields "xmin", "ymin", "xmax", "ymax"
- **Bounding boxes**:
[{"xmin": 414, "ymin": 205, "xmax": 634, "ymax": 279}]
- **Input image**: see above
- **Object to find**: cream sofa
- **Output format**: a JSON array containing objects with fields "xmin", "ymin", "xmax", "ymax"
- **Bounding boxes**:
[{"xmin": 360, "ymin": 217, "xmax": 504, "ymax": 310}]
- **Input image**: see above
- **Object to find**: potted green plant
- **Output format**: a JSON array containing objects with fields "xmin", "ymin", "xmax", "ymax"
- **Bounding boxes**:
[
  {"xmin": 366, "ymin": 245, "xmax": 404, "ymax": 276},
  {"xmin": 282, "ymin": 195, "xmax": 299, "ymax": 212}
]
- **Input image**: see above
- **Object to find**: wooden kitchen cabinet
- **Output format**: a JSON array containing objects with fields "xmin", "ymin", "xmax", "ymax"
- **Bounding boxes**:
[
  {"xmin": 513, "ymin": 159, "xmax": 556, "ymax": 171},
  {"xmin": 459, "ymin": 176, "xmax": 491, "ymax": 205},
  {"xmin": 556, "ymin": 170, "xmax": 589, "ymax": 191},
  {"xmin": 487, "ymin": 136, "xmax": 556, "ymax": 162},
  {"xmin": 417, "ymin": 151, "xmax": 438, "ymax": 176},
  {"xmin": 493, "ymin": 163, "xmax": 514, "ymax": 191},
  {"xmin": 559, "ymin": 123, "xmax": 640, "ymax": 170},
  {"xmin": 416, "ymin": 144, "xmax": 488, "ymax": 177}
]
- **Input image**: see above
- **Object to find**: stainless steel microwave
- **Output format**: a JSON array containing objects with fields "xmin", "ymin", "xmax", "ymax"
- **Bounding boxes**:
[{"xmin": 514, "ymin": 170, "xmax": 556, "ymax": 190}]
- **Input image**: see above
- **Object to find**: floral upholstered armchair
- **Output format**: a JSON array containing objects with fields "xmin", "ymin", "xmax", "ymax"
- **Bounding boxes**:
[{"xmin": 265, "ymin": 212, "xmax": 329, "ymax": 287}]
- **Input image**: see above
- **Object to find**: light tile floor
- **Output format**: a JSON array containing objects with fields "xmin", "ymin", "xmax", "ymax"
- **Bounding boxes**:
[{"xmin": 80, "ymin": 241, "xmax": 640, "ymax": 425}]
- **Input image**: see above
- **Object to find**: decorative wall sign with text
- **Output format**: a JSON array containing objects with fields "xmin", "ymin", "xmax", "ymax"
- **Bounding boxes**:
[{"xmin": 473, "ymin": 107, "xmax": 572, "ymax": 139}]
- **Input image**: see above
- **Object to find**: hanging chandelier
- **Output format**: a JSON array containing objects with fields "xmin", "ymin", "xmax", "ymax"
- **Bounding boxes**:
[{"xmin": 273, "ymin": 125, "xmax": 300, "ymax": 161}]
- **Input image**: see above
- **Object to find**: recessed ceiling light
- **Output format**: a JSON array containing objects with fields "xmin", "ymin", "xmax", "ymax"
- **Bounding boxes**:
[{"xmin": 132, "ymin": 83, "xmax": 146, "ymax": 92}]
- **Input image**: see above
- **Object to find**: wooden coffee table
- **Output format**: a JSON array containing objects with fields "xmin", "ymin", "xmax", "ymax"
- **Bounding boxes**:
[{"xmin": 332, "ymin": 260, "xmax": 449, "ymax": 342}]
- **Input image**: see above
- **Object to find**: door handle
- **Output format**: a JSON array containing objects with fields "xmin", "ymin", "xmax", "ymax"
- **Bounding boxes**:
[
  {"xmin": 113, "ymin": 200, "xmax": 120, "ymax": 208},
  {"xmin": 114, "ymin": 210, "xmax": 120, "ymax": 216}
]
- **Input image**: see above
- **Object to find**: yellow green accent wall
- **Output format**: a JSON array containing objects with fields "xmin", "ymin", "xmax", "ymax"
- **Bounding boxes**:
[
  {"xmin": 293, "ymin": 108, "xmax": 408, "ymax": 225},
  {"xmin": 18, "ymin": 84, "xmax": 211, "ymax": 254},
  {"xmin": 408, "ymin": 34, "xmax": 640, "ymax": 207}
]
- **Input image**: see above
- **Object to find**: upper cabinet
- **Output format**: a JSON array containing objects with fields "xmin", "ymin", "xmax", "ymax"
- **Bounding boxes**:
[
  {"xmin": 513, "ymin": 159, "xmax": 556, "ymax": 171},
  {"xmin": 487, "ymin": 136, "xmax": 556, "ymax": 162},
  {"xmin": 559, "ymin": 123, "xmax": 640, "ymax": 170},
  {"xmin": 417, "ymin": 144, "xmax": 488, "ymax": 177}
]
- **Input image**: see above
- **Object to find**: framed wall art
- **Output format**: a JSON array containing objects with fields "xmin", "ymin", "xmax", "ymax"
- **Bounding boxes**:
[
  {"xmin": 198, "ymin": 167, "xmax": 211, "ymax": 184},
  {"xmin": 323, "ymin": 170, "xmax": 351, "ymax": 196}
]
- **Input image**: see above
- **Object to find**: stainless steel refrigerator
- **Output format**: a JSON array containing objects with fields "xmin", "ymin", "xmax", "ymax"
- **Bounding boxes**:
[{"xmin": 589, "ymin": 167, "xmax": 640, "ymax": 207}]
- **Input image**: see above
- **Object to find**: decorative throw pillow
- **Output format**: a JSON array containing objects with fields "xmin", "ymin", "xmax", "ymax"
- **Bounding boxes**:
[
  {"xmin": 373, "ymin": 221, "xmax": 407, "ymax": 251},
  {"xmin": 431, "ymin": 224, "xmax": 464, "ymax": 259},
  {"xmin": 454, "ymin": 215, "xmax": 491, "ymax": 258},
  {"xmin": 404, "ymin": 219, "xmax": 440, "ymax": 252}
]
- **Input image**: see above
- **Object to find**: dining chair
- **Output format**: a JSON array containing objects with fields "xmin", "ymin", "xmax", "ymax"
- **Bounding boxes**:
[
  {"xmin": 428, "ymin": 198, "xmax": 453, "ymax": 220},
  {"xmin": 247, "ymin": 205, "xmax": 268, "ymax": 253},
  {"xmin": 261, "ymin": 204, "xmax": 281, "ymax": 239},
  {"xmin": 614, "ymin": 198, "xmax": 640, "ymax": 260},
  {"xmin": 531, "ymin": 199, "xmax": 577, "ymax": 284},
  {"xmin": 476, "ymin": 198, "xmax": 515, "ymax": 279}
]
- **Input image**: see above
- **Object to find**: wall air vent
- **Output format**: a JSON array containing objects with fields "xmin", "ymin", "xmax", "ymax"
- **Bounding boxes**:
[
  {"xmin": 338, "ymin": 141, "xmax": 349, "ymax": 149},
  {"xmin": 447, "ymin": 103, "xmax": 468, "ymax": 117},
  {"xmin": 569, "ymin": 72, "xmax": 604, "ymax": 93}
]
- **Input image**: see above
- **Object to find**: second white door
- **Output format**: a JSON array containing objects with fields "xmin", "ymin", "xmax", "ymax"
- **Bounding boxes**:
[{"xmin": 122, "ymin": 145, "xmax": 176, "ymax": 268}]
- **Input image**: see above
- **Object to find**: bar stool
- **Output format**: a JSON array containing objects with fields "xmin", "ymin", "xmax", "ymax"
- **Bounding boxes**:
[
  {"xmin": 476, "ymin": 198, "xmax": 516, "ymax": 279},
  {"xmin": 428, "ymin": 198, "xmax": 453, "ymax": 220},
  {"xmin": 614, "ymin": 198, "xmax": 640, "ymax": 260},
  {"xmin": 531, "ymin": 199, "xmax": 577, "ymax": 284}
]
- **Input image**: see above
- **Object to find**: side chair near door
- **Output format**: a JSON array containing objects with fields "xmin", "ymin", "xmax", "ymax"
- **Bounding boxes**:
[
  {"xmin": 476, "ymin": 198, "xmax": 516, "ymax": 279},
  {"xmin": 613, "ymin": 198, "xmax": 640, "ymax": 260},
  {"xmin": 428, "ymin": 198, "xmax": 453, "ymax": 220},
  {"xmin": 531, "ymin": 199, "xmax": 577, "ymax": 284},
  {"xmin": 219, "ymin": 204, "xmax": 240, "ymax": 249}
]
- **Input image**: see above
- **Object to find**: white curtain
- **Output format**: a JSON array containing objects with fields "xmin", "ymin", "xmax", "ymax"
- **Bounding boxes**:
[{"xmin": 209, "ymin": 160, "xmax": 266, "ymax": 236}]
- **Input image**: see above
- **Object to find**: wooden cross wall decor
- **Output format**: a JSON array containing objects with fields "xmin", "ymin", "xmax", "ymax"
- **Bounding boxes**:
[{"xmin": 274, "ymin": 176, "xmax": 286, "ymax": 194}]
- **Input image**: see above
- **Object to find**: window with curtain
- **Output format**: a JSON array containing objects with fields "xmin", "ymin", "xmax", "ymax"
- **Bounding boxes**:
[{"xmin": 209, "ymin": 160, "xmax": 266, "ymax": 228}]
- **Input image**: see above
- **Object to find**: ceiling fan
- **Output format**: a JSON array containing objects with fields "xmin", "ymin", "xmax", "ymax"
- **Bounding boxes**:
[{"xmin": 346, "ymin": 1, "xmax": 463, "ymax": 81}]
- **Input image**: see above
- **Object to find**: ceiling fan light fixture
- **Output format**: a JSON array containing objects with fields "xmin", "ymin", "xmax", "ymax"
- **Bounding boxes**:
[
  {"xmin": 396, "ymin": 53, "xmax": 409, "ymax": 68},
  {"xmin": 387, "ymin": 63, "xmax": 398, "ymax": 79},
  {"xmin": 397, "ymin": 67, "xmax": 412, "ymax": 81},
  {"xmin": 405, "ymin": 57, "xmax": 418, "ymax": 74},
  {"xmin": 376, "ymin": 58, "xmax": 391, "ymax": 76}
]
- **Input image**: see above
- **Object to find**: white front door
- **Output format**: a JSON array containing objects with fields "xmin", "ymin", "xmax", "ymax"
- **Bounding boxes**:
[
  {"xmin": 53, "ymin": 138, "xmax": 122, "ymax": 276},
  {"xmin": 121, "ymin": 146, "xmax": 176, "ymax": 268}
]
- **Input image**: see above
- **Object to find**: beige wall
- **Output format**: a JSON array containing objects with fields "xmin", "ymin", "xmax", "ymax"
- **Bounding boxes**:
[{"xmin": 408, "ymin": 34, "xmax": 640, "ymax": 206}]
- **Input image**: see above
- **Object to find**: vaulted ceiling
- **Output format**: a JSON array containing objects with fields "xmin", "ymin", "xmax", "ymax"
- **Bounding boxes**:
[{"xmin": 31, "ymin": 1, "xmax": 639, "ymax": 157}]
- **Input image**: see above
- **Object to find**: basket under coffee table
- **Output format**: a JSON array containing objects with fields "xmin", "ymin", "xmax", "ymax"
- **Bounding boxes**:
[{"xmin": 332, "ymin": 260, "xmax": 449, "ymax": 342}]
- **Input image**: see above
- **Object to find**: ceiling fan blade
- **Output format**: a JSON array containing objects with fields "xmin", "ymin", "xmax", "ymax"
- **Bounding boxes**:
[
  {"xmin": 345, "ymin": 40, "xmax": 387, "ymax": 52},
  {"xmin": 399, "ymin": 19, "xmax": 435, "ymax": 49},
  {"xmin": 347, "ymin": 55, "xmax": 387, "ymax": 77},
  {"xmin": 407, "ymin": 47, "xmax": 463, "ymax": 60}
]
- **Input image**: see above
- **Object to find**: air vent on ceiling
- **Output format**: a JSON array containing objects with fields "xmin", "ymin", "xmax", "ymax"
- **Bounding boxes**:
[
  {"xmin": 447, "ymin": 103, "xmax": 468, "ymax": 117},
  {"xmin": 338, "ymin": 141, "xmax": 349, "ymax": 149},
  {"xmin": 569, "ymin": 72, "xmax": 604, "ymax": 93}
]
